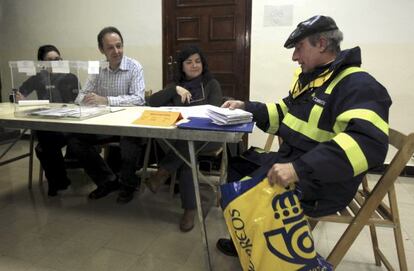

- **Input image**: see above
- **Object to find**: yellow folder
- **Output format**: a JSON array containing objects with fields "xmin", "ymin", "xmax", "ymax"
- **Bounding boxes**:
[{"xmin": 132, "ymin": 110, "xmax": 182, "ymax": 127}]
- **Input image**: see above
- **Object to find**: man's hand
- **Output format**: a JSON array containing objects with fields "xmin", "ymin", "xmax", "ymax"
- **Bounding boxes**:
[
  {"xmin": 83, "ymin": 92, "xmax": 108, "ymax": 105},
  {"xmin": 176, "ymin": 86, "xmax": 191, "ymax": 104},
  {"xmin": 221, "ymin": 100, "xmax": 245, "ymax": 110},
  {"xmin": 267, "ymin": 163, "xmax": 299, "ymax": 187}
]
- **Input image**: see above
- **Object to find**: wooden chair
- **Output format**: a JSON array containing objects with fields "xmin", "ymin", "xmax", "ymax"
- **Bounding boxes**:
[
  {"xmin": 168, "ymin": 142, "xmax": 228, "ymax": 204},
  {"xmin": 140, "ymin": 138, "xmax": 227, "ymax": 205},
  {"xmin": 307, "ymin": 128, "xmax": 413, "ymax": 270},
  {"xmin": 263, "ymin": 129, "xmax": 412, "ymax": 270}
]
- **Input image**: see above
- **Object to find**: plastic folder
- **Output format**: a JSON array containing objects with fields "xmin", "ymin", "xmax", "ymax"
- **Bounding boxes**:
[{"xmin": 177, "ymin": 117, "xmax": 254, "ymax": 133}]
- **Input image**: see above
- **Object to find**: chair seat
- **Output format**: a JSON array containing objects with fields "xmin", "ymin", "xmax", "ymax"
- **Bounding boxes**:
[
  {"xmin": 312, "ymin": 189, "xmax": 396, "ymax": 227},
  {"xmin": 0, "ymin": 128, "xmax": 21, "ymax": 143}
]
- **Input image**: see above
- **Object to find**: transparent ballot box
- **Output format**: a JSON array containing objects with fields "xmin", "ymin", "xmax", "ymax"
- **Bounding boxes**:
[{"xmin": 9, "ymin": 60, "xmax": 111, "ymax": 120}]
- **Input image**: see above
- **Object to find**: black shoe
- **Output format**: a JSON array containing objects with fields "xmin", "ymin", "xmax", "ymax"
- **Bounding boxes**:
[
  {"xmin": 88, "ymin": 180, "xmax": 120, "ymax": 200},
  {"xmin": 57, "ymin": 178, "xmax": 71, "ymax": 190},
  {"xmin": 116, "ymin": 185, "xmax": 135, "ymax": 204},
  {"xmin": 48, "ymin": 189, "xmax": 59, "ymax": 197},
  {"xmin": 216, "ymin": 238, "xmax": 238, "ymax": 257},
  {"xmin": 48, "ymin": 178, "xmax": 71, "ymax": 197}
]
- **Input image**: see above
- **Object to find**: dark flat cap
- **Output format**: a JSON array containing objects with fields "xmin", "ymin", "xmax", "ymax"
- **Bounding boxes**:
[{"xmin": 284, "ymin": 15, "xmax": 338, "ymax": 48}]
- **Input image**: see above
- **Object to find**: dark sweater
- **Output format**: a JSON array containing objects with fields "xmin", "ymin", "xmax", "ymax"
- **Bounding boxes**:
[{"xmin": 148, "ymin": 77, "xmax": 223, "ymax": 107}]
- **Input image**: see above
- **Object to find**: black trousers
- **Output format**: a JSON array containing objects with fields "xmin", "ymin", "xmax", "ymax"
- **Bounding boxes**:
[
  {"xmin": 35, "ymin": 131, "xmax": 70, "ymax": 190},
  {"xmin": 67, "ymin": 134, "xmax": 118, "ymax": 186}
]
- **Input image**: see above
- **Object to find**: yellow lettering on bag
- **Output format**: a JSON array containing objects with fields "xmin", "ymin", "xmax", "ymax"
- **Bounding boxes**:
[{"xmin": 230, "ymin": 209, "xmax": 254, "ymax": 259}]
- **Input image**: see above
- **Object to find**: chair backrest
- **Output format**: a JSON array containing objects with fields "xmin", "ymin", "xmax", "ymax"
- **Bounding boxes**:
[
  {"xmin": 359, "ymin": 128, "xmax": 414, "ymax": 219},
  {"xmin": 264, "ymin": 134, "xmax": 275, "ymax": 152},
  {"xmin": 263, "ymin": 133, "xmax": 285, "ymax": 153},
  {"xmin": 145, "ymin": 89, "xmax": 153, "ymax": 98}
]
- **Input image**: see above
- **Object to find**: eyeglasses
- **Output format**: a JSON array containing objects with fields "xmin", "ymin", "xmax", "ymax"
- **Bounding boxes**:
[
  {"xmin": 188, "ymin": 83, "xmax": 205, "ymax": 104},
  {"xmin": 44, "ymin": 57, "xmax": 62, "ymax": 61}
]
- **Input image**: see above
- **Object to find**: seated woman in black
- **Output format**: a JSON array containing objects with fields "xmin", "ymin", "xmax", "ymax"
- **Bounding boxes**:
[
  {"xmin": 147, "ymin": 45, "xmax": 223, "ymax": 232},
  {"xmin": 16, "ymin": 45, "xmax": 78, "ymax": 103},
  {"xmin": 15, "ymin": 45, "xmax": 79, "ymax": 196}
]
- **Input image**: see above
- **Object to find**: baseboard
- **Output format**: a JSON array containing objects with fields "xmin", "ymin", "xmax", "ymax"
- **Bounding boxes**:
[{"xmin": 369, "ymin": 164, "xmax": 414, "ymax": 178}]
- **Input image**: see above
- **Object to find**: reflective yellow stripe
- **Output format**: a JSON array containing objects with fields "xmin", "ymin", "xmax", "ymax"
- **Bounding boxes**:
[
  {"xmin": 282, "ymin": 67, "xmax": 365, "ymax": 143},
  {"xmin": 240, "ymin": 176, "xmax": 251, "ymax": 182},
  {"xmin": 308, "ymin": 104, "xmax": 323, "ymax": 126},
  {"xmin": 333, "ymin": 109, "xmax": 389, "ymax": 135},
  {"xmin": 291, "ymin": 69, "xmax": 334, "ymax": 98},
  {"xmin": 313, "ymin": 70, "xmax": 334, "ymax": 88},
  {"xmin": 325, "ymin": 67, "xmax": 364, "ymax": 94},
  {"xmin": 253, "ymin": 147, "xmax": 266, "ymax": 153},
  {"xmin": 266, "ymin": 103, "xmax": 278, "ymax": 134},
  {"xmin": 290, "ymin": 67, "xmax": 302, "ymax": 90},
  {"xmin": 279, "ymin": 100, "xmax": 289, "ymax": 116},
  {"xmin": 333, "ymin": 133, "xmax": 368, "ymax": 176},
  {"xmin": 283, "ymin": 113, "xmax": 335, "ymax": 142}
]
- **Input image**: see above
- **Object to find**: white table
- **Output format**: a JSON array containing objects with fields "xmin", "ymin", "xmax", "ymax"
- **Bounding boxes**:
[{"xmin": 0, "ymin": 102, "xmax": 244, "ymax": 271}]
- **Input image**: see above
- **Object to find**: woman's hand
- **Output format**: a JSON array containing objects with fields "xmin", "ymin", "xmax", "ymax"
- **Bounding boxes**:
[
  {"xmin": 14, "ymin": 91, "xmax": 25, "ymax": 102},
  {"xmin": 221, "ymin": 100, "xmax": 245, "ymax": 110},
  {"xmin": 176, "ymin": 86, "xmax": 192, "ymax": 104}
]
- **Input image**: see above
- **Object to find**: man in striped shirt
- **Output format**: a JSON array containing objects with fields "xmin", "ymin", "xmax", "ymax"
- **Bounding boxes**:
[{"xmin": 70, "ymin": 26, "xmax": 146, "ymax": 200}]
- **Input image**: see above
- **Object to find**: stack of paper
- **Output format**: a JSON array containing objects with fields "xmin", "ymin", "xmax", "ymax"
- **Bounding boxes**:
[
  {"xmin": 29, "ymin": 106, "xmax": 106, "ymax": 118},
  {"xmin": 206, "ymin": 106, "xmax": 253, "ymax": 125}
]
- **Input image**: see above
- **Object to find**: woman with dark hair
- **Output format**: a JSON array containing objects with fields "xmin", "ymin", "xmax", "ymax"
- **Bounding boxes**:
[
  {"xmin": 116, "ymin": 45, "xmax": 222, "ymax": 231},
  {"xmin": 146, "ymin": 45, "xmax": 223, "ymax": 231},
  {"xmin": 149, "ymin": 45, "xmax": 221, "ymax": 107},
  {"xmin": 37, "ymin": 44, "xmax": 61, "ymax": 61},
  {"xmin": 15, "ymin": 45, "xmax": 79, "ymax": 196}
]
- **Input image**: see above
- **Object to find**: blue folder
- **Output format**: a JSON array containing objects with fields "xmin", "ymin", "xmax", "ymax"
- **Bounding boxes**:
[{"xmin": 177, "ymin": 117, "xmax": 254, "ymax": 133}]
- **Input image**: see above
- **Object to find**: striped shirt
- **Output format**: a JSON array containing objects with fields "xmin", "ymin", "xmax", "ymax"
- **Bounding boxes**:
[{"xmin": 80, "ymin": 55, "xmax": 145, "ymax": 106}]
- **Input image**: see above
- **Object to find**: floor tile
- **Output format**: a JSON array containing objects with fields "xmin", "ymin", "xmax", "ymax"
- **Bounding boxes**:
[{"xmin": 1, "ymin": 140, "xmax": 414, "ymax": 271}]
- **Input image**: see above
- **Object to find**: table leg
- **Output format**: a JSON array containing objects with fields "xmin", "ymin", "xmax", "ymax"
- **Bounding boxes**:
[
  {"xmin": 139, "ymin": 138, "xmax": 152, "ymax": 193},
  {"xmin": 188, "ymin": 140, "xmax": 212, "ymax": 271}
]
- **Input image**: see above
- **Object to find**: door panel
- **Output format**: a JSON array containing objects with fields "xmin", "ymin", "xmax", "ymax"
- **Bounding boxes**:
[{"xmin": 163, "ymin": 0, "xmax": 251, "ymax": 101}]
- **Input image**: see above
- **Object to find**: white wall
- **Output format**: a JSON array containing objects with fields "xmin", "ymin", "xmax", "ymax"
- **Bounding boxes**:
[
  {"xmin": 249, "ymin": 0, "xmax": 414, "ymax": 148},
  {"xmin": 0, "ymin": 0, "xmax": 163, "ymax": 100},
  {"xmin": 1, "ymin": 0, "xmax": 413, "ymax": 147}
]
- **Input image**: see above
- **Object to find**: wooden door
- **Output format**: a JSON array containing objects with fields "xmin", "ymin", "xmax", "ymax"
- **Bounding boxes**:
[{"xmin": 162, "ymin": 0, "xmax": 252, "ymax": 101}]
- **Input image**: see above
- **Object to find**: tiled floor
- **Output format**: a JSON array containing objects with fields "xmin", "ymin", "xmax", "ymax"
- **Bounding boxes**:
[{"xmin": 0, "ymin": 140, "xmax": 413, "ymax": 271}]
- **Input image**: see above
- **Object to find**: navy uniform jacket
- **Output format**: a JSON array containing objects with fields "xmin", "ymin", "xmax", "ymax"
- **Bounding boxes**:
[{"xmin": 244, "ymin": 47, "xmax": 391, "ymax": 217}]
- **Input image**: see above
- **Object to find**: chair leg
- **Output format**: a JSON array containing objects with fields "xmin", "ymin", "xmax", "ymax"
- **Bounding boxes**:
[
  {"xmin": 326, "ymin": 221, "xmax": 365, "ymax": 268},
  {"xmin": 389, "ymin": 187, "xmax": 408, "ymax": 271},
  {"xmin": 308, "ymin": 219, "xmax": 319, "ymax": 231},
  {"xmin": 39, "ymin": 165, "xmax": 44, "ymax": 185},
  {"xmin": 28, "ymin": 131, "xmax": 34, "ymax": 189},
  {"xmin": 169, "ymin": 171, "xmax": 177, "ymax": 197},
  {"xmin": 218, "ymin": 143, "xmax": 228, "ymax": 185},
  {"xmin": 216, "ymin": 142, "xmax": 227, "ymax": 207},
  {"xmin": 368, "ymin": 224, "xmax": 381, "ymax": 266},
  {"xmin": 393, "ymin": 223, "xmax": 408, "ymax": 271},
  {"xmin": 216, "ymin": 188, "xmax": 221, "ymax": 207}
]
